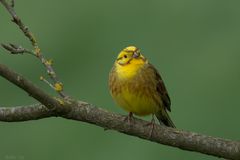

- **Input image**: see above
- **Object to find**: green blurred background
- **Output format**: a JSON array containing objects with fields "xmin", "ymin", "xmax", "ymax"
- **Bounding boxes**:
[{"xmin": 0, "ymin": 0, "xmax": 240, "ymax": 159}]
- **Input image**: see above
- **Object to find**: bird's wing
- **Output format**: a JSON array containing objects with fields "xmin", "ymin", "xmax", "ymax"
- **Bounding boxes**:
[{"xmin": 149, "ymin": 63, "xmax": 171, "ymax": 112}]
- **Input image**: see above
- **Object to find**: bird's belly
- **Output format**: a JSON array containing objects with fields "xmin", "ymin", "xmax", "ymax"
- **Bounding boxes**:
[{"xmin": 114, "ymin": 91, "xmax": 158, "ymax": 116}]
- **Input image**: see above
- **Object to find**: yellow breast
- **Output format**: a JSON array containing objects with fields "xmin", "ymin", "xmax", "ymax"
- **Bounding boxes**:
[
  {"xmin": 113, "ymin": 89, "xmax": 158, "ymax": 116},
  {"xmin": 111, "ymin": 59, "xmax": 159, "ymax": 116},
  {"xmin": 115, "ymin": 58, "xmax": 145, "ymax": 79}
]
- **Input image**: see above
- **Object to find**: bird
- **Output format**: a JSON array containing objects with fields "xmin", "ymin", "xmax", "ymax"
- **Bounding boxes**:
[{"xmin": 108, "ymin": 46, "xmax": 175, "ymax": 129}]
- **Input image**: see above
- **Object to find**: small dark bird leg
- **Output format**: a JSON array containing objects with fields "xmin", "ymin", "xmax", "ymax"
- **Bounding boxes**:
[
  {"xmin": 124, "ymin": 112, "xmax": 134, "ymax": 124},
  {"xmin": 144, "ymin": 114, "xmax": 156, "ymax": 139}
]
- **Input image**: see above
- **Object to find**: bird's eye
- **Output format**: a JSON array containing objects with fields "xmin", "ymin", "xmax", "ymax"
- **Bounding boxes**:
[{"xmin": 124, "ymin": 55, "xmax": 127, "ymax": 58}]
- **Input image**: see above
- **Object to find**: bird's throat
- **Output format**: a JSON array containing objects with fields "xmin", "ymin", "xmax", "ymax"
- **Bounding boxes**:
[{"xmin": 116, "ymin": 61, "xmax": 145, "ymax": 80}]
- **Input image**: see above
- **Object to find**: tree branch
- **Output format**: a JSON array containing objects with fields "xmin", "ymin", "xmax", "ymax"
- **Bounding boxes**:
[
  {"xmin": 0, "ymin": 64, "xmax": 69, "ymax": 114},
  {"xmin": 0, "ymin": 63, "xmax": 240, "ymax": 160},
  {"xmin": 1, "ymin": 1, "xmax": 240, "ymax": 160},
  {"xmin": 0, "ymin": 104, "xmax": 53, "ymax": 122},
  {"xmin": 0, "ymin": 0, "xmax": 66, "ymax": 98}
]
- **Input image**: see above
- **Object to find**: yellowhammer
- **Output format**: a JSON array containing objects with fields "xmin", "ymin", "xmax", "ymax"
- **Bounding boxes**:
[{"xmin": 109, "ymin": 46, "xmax": 175, "ymax": 128}]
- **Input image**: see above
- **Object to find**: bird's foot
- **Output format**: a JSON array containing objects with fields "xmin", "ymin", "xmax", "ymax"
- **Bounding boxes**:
[
  {"xmin": 124, "ymin": 112, "xmax": 134, "ymax": 124},
  {"xmin": 144, "ymin": 115, "xmax": 156, "ymax": 139}
]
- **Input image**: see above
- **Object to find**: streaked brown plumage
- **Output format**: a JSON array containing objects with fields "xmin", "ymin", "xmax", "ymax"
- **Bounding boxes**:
[{"xmin": 109, "ymin": 46, "xmax": 175, "ymax": 128}]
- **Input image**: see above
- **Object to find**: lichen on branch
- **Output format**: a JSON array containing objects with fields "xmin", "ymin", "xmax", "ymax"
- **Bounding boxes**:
[{"xmin": 0, "ymin": 1, "xmax": 240, "ymax": 160}]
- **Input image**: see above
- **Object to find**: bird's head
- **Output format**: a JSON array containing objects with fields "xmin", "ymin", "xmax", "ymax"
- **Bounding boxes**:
[{"xmin": 116, "ymin": 46, "xmax": 146, "ymax": 66}]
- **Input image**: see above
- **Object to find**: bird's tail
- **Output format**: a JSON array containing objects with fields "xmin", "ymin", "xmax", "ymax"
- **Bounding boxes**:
[{"xmin": 155, "ymin": 109, "xmax": 176, "ymax": 128}]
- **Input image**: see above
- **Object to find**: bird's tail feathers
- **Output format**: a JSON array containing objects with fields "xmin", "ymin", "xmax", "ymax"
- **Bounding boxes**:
[{"xmin": 155, "ymin": 110, "xmax": 176, "ymax": 128}]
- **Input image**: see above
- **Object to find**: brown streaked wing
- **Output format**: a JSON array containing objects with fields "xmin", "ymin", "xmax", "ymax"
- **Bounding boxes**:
[{"xmin": 148, "ymin": 63, "xmax": 171, "ymax": 112}]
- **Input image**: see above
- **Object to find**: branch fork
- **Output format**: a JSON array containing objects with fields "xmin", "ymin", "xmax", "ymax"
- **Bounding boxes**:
[{"xmin": 0, "ymin": 1, "xmax": 239, "ymax": 160}]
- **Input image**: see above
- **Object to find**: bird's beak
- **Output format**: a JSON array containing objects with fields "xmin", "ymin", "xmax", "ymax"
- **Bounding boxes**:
[
  {"xmin": 132, "ymin": 53, "xmax": 138, "ymax": 58},
  {"xmin": 117, "ymin": 59, "xmax": 131, "ymax": 65},
  {"xmin": 118, "ymin": 61, "xmax": 124, "ymax": 65}
]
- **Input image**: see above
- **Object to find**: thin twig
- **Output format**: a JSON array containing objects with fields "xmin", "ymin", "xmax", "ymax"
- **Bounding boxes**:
[
  {"xmin": 10, "ymin": 0, "xmax": 14, "ymax": 8},
  {"xmin": 0, "ymin": 0, "xmax": 66, "ymax": 98},
  {"xmin": 40, "ymin": 76, "xmax": 55, "ymax": 90},
  {"xmin": 1, "ymin": 43, "xmax": 34, "ymax": 55},
  {"xmin": 1, "ymin": 1, "xmax": 240, "ymax": 160},
  {"xmin": 0, "ymin": 63, "xmax": 70, "ymax": 114}
]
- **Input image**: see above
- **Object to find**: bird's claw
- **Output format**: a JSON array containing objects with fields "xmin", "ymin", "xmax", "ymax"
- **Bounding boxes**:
[
  {"xmin": 124, "ymin": 112, "xmax": 134, "ymax": 124},
  {"xmin": 144, "ymin": 115, "xmax": 156, "ymax": 139}
]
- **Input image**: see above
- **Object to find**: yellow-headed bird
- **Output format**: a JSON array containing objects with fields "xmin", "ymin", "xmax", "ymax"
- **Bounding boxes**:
[{"xmin": 109, "ymin": 46, "xmax": 175, "ymax": 128}]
